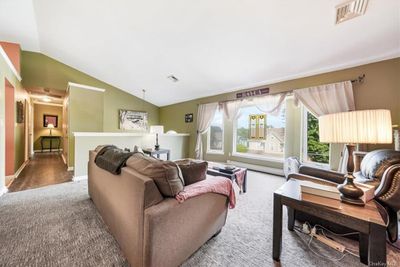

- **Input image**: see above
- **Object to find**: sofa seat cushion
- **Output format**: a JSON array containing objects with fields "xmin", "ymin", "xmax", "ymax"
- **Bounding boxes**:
[
  {"xmin": 126, "ymin": 153, "xmax": 184, "ymax": 197},
  {"xmin": 175, "ymin": 159, "xmax": 208, "ymax": 186}
]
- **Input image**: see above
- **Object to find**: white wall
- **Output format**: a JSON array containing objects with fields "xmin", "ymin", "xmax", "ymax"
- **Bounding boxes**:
[{"xmin": 73, "ymin": 132, "xmax": 190, "ymax": 177}]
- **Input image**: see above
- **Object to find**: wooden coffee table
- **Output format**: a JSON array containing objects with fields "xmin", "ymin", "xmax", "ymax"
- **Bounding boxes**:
[
  {"xmin": 207, "ymin": 165, "xmax": 247, "ymax": 193},
  {"xmin": 273, "ymin": 179, "xmax": 388, "ymax": 267}
]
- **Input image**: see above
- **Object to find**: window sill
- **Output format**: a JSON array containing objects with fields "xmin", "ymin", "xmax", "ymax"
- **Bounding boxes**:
[
  {"xmin": 207, "ymin": 150, "xmax": 225, "ymax": 155},
  {"xmin": 231, "ymin": 152, "xmax": 284, "ymax": 163},
  {"xmin": 301, "ymin": 161, "xmax": 331, "ymax": 170}
]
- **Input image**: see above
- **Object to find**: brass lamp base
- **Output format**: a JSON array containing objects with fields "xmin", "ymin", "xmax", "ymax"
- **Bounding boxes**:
[
  {"xmin": 337, "ymin": 174, "xmax": 365, "ymax": 206},
  {"xmin": 337, "ymin": 144, "xmax": 365, "ymax": 206}
]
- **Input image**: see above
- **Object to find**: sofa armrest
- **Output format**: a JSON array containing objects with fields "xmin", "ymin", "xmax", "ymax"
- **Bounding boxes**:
[
  {"xmin": 298, "ymin": 165, "xmax": 345, "ymax": 184},
  {"xmin": 143, "ymin": 193, "xmax": 228, "ymax": 267},
  {"xmin": 375, "ymin": 164, "xmax": 400, "ymax": 211}
]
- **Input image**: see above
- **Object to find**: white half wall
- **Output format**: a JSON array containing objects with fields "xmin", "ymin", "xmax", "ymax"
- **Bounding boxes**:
[{"xmin": 73, "ymin": 132, "xmax": 190, "ymax": 177}]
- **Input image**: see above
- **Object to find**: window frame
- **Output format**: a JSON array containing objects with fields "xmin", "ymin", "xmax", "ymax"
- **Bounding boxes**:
[
  {"xmin": 300, "ymin": 105, "xmax": 331, "ymax": 168},
  {"xmin": 206, "ymin": 109, "xmax": 225, "ymax": 155},
  {"xmin": 231, "ymin": 102, "xmax": 285, "ymax": 162}
]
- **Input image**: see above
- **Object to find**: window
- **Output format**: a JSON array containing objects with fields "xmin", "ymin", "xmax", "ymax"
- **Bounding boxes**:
[
  {"xmin": 207, "ymin": 109, "xmax": 224, "ymax": 153},
  {"xmin": 234, "ymin": 104, "xmax": 285, "ymax": 160},
  {"xmin": 302, "ymin": 108, "xmax": 330, "ymax": 165}
]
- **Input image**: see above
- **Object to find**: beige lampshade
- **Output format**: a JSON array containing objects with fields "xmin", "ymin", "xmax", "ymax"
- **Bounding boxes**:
[
  {"xmin": 47, "ymin": 123, "xmax": 55, "ymax": 129},
  {"xmin": 150, "ymin": 125, "xmax": 164, "ymax": 134},
  {"xmin": 319, "ymin": 109, "xmax": 392, "ymax": 144}
]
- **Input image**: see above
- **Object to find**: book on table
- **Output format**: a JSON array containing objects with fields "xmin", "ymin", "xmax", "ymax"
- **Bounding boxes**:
[{"xmin": 298, "ymin": 179, "xmax": 375, "ymax": 204}]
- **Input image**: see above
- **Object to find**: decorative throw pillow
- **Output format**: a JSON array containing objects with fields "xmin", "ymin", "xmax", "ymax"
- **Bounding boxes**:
[
  {"xmin": 175, "ymin": 159, "xmax": 208, "ymax": 186},
  {"xmin": 126, "ymin": 153, "xmax": 184, "ymax": 197}
]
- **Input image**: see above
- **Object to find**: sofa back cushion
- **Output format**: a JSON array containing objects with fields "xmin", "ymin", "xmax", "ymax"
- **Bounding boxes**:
[
  {"xmin": 175, "ymin": 159, "xmax": 208, "ymax": 185},
  {"xmin": 360, "ymin": 149, "xmax": 400, "ymax": 180},
  {"xmin": 126, "ymin": 153, "xmax": 184, "ymax": 197}
]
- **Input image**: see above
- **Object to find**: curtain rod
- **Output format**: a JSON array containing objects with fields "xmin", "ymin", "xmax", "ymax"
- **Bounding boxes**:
[{"xmin": 198, "ymin": 74, "xmax": 365, "ymax": 106}]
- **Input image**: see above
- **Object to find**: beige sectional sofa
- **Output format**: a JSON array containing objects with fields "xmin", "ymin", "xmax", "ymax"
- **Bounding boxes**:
[{"xmin": 88, "ymin": 150, "xmax": 229, "ymax": 267}]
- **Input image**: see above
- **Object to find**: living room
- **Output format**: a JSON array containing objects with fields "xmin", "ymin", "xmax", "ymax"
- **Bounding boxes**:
[{"xmin": 0, "ymin": 0, "xmax": 399, "ymax": 266}]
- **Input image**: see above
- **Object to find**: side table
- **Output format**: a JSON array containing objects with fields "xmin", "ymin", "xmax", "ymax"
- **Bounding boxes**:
[
  {"xmin": 273, "ymin": 179, "xmax": 387, "ymax": 267},
  {"xmin": 143, "ymin": 148, "xmax": 170, "ymax": 160}
]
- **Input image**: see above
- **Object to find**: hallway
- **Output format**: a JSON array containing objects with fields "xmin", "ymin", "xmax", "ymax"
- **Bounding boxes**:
[{"xmin": 7, "ymin": 153, "xmax": 73, "ymax": 192}]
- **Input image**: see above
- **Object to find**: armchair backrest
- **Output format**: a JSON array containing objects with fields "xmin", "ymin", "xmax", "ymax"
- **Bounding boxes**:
[{"xmin": 359, "ymin": 149, "xmax": 400, "ymax": 181}]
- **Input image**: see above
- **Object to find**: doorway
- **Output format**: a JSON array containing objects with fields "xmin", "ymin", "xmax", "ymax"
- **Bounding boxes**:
[
  {"xmin": 7, "ymin": 92, "xmax": 72, "ymax": 192},
  {"xmin": 5, "ymin": 79, "xmax": 15, "ymax": 186}
]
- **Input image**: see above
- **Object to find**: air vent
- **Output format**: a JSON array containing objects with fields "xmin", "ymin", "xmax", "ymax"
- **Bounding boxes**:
[
  {"xmin": 335, "ymin": 0, "xmax": 369, "ymax": 24},
  {"xmin": 167, "ymin": 75, "xmax": 179, "ymax": 82}
]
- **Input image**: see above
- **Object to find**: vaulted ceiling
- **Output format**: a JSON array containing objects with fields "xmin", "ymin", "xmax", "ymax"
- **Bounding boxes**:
[{"xmin": 0, "ymin": 0, "xmax": 399, "ymax": 106}]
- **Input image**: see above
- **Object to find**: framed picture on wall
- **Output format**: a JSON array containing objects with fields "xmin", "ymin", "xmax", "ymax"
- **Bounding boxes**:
[
  {"xmin": 16, "ymin": 101, "xmax": 24, "ymax": 123},
  {"xmin": 43, "ymin": 114, "xmax": 58, "ymax": 127},
  {"xmin": 185, "ymin": 113, "xmax": 193, "ymax": 123},
  {"xmin": 119, "ymin": 110, "xmax": 148, "ymax": 131}
]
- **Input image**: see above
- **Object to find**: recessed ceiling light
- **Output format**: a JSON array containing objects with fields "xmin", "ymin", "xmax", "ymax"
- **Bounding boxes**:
[
  {"xmin": 335, "ymin": 0, "xmax": 369, "ymax": 24},
  {"xmin": 167, "ymin": 75, "xmax": 179, "ymax": 82},
  {"xmin": 42, "ymin": 96, "xmax": 52, "ymax": 102}
]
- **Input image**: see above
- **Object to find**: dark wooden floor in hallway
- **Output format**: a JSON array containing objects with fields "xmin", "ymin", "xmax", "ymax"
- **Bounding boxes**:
[{"xmin": 8, "ymin": 152, "xmax": 73, "ymax": 192}]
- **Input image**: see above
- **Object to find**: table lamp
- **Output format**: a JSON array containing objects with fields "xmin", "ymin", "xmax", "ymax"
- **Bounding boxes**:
[
  {"xmin": 47, "ymin": 123, "xmax": 55, "ymax": 136},
  {"xmin": 150, "ymin": 125, "xmax": 164, "ymax": 150},
  {"xmin": 319, "ymin": 109, "xmax": 392, "ymax": 205}
]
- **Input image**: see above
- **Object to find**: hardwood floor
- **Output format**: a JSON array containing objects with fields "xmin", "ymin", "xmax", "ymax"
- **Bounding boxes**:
[{"xmin": 7, "ymin": 152, "xmax": 73, "ymax": 192}]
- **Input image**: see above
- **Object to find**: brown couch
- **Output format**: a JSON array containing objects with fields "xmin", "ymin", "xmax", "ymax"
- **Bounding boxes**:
[{"xmin": 88, "ymin": 150, "xmax": 229, "ymax": 267}]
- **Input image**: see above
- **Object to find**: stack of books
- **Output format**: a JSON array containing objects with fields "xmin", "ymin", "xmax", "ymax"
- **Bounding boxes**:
[{"xmin": 298, "ymin": 180, "xmax": 375, "ymax": 204}]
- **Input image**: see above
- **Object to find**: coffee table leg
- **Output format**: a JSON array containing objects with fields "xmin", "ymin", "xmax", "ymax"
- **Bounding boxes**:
[
  {"xmin": 287, "ymin": 207, "xmax": 295, "ymax": 231},
  {"xmin": 368, "ymin": 223, "xmax": 386, "ymax": 267},
  {"xmin": 243, "ymin": 170, "xmax": 247, "ymax": 193},
  {"xmin": 273, "ymin": 193, "xmax": 282, "ymax": 261},
  {"xmin": 359, "ymin": 233, "xmax": 368, "ymax": 265}
]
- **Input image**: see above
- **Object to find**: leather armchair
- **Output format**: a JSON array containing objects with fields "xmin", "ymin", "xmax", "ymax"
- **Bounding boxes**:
[{"xmin": 286, "ymin": 149, "xmax": 400, "ymax": 242}]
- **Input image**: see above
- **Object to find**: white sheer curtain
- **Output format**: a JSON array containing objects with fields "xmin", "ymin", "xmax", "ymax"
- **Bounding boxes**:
[
  {"xmin": 294, "ymin": 81, "xmax": 355, "ymax": 116},
  {"xmin": 195, "ymin": 102, "xmax": 219, "ymax": 159},
  {"xmin": 223, "ymin": 93, "xmax": 287, "ymax": 121},
  {"xmin": 294, "ymin": 81, "xmax": 355, "ymax": 172}
]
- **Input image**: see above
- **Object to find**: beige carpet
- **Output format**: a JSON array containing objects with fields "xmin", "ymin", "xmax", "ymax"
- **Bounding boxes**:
[{"xmin": 0, "ymin": 171, "xmax": 398, "ymax": 266}]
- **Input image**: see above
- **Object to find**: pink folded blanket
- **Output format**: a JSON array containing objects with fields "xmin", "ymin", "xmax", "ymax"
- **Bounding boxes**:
[{"xmin": 175, "ymin": 176, "xmax": 236, "ymax": 208}]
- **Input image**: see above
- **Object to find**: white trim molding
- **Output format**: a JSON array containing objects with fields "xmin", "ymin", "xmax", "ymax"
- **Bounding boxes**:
[
  {"xmin": 67, "ymin": 82, "xmax": 106, "ymax": 92},
  {"xmin": 0, "ymin": 45, "xmax": 22, "ymax": 82},
  {"xmin": 6, "ymin": 160, "xmax": 30, "ymax": 181},
  {"xmin": 73, "ymin": 175, "xmax": 87, "ymax": 182},
  {"xmin": 67, "ymin": 166, "xmax": 74, "ymax": 171},
  {"xmin": 73, "ymin": 132, "xmax": 190, "ymax": 137},
  {"xmin": 227, "ymin": 160, "xmax": 285, "ymax": 176},
  {"xmin": 34, "ymin": 149, "xmax": 63, "ymax": 153},
  {"xmin": 32, "ymin": 101, "xmax": 64, "ymax": 107},
  {"xmin": 0, "ymin": 186, "xmax": 8, "ymax": 198}
]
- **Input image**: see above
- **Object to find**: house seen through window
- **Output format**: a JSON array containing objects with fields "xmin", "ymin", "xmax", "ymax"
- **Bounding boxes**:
[{"xmin": 234, "ymin": 104, "xmax": 285, "ymax": 159}]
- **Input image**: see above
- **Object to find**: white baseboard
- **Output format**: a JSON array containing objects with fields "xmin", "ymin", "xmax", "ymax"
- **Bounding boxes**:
[
  {"xmin": 67, "ymin": 166, "xmax": 74, "ymax": 171},
  {"xmin": 15, "ymin": 160, "xmax": 29, "ymax": 178},
  {"xmin": 34, "ymin": 149, "xmax": 63, "ymax": 153},
  {"xmin": 227, "ymin": 160, "xmax": 285, "ymax": 176},
  {"xmin": 61, "ymin": 153, "xmax": 67, "ymax": 165},
  {"xmin": 0, "ymin": 186, "xmax": 8, "ymax": 198},
  {"xmin": 5, "ymin": 160, "xmax": 29, "ymax": 180},
  {"xmin": 73, "ymin": 175, "xmax": 87, "ymax": 182}
]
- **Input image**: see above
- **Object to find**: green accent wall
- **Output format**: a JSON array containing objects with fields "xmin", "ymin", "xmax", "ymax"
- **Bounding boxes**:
[
  {"xmin": 21, "ymin": 51, "xmax": 159, "ymax": 129},
  {"xmin": 160, "ymin": 58, "xmax": 400, "ymax": 168},
  {"xmin": 21, "ymin": 51, "xmax": 161, "ymax": 167}
]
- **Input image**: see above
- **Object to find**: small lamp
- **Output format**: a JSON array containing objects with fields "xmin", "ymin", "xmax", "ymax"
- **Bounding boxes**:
[
  {"xmin": 150, "ymin": 125, "xmax": 164, "ymax": 150},
  {"xmin": 47, "ymin": 123, "xmax": 55, "ymax": 136},
  {"xmin": 319, "ymin": 109, "xmax": 392, "ymax": 205}
]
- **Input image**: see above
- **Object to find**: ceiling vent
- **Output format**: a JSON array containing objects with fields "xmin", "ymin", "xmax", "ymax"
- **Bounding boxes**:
[
  {"xmin": 167, "ymin": 75, "xmax": 179, "ymax": 82},
  {"xmin": 335, "ymin": 0, "xmax": 369, "ymax": 24}
]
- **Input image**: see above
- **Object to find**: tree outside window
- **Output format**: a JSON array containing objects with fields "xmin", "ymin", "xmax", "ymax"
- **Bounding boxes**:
[{"xmin": 305, "ymin": 111, "xmax": 329, "ymax": 164}]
